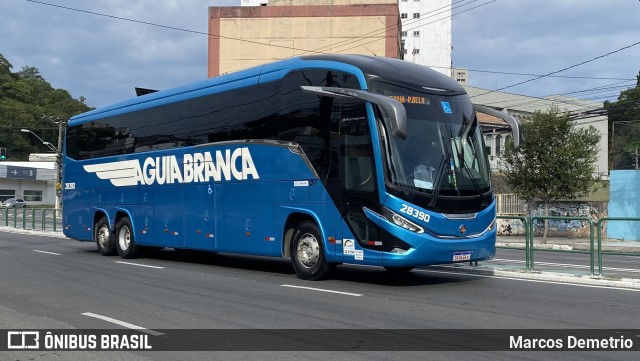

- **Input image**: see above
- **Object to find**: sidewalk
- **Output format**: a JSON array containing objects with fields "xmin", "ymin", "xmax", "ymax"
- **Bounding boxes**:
[{"xmin": 497, "ymin": 235, "xmax": 640, "ymax": 253}]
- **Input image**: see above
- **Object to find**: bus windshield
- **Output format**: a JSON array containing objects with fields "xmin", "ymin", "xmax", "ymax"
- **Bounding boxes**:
[{"xmin": 370, "ymin": 82, "xmax": 491, "ymax": 197}]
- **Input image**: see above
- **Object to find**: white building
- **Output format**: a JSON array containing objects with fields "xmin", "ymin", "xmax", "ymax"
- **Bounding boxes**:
[
  {"xmin": 399, "ymin": 0, "xmax": 452, "ymax": 76},
  {"xmin": 0, "ymin": 161, "xmax": 57, "ymax": 206},
  {"xmin": 467, "ymin": 85, "xmax": 609, "ymax": 179}
]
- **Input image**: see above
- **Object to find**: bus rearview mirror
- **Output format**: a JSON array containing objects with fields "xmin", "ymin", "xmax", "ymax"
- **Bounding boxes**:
[{"xmin": 301, "ymin": 86, "xmax": 408, "ymax": 140}]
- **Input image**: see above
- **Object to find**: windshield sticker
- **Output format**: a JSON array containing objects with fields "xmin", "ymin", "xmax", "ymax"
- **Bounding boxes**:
[
  {"xmin": 441, "ymin": 101, "xmax": 452, "ymax": 114},
  {"xmin": 388, "ymin": 95, "xmax": 429, "ymax": 105}
]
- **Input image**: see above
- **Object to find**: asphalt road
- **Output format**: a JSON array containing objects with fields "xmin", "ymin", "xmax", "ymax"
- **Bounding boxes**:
[{"xmin": 1, "ymin": 230, "xmax": 639, "ymax": 360}]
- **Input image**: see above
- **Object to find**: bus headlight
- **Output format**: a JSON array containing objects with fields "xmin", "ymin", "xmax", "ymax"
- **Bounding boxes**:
[
  {"xmin": 487, "ymin": 217, "xmax": 496, "ymax": 231},
  {"xmin": 382, "ymin": 207, "xmax": 424, "ymax": 234}
]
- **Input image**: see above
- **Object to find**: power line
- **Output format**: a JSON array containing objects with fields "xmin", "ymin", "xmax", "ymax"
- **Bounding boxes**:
[
  {"xmin": 468, "ymin": 80, "xmax": 635, "ymax": 111},
  {"xmin": 296, "ymin": 0, "xmax": 479, "ymax": 56},
  {"xmin": 427, "ymin": 65, "xmax": 635, "ymax": 81},
  {"xmin": 334, "ymin": 0, "xmax": 496, "ymax": 55},
  {"xmin": 23, "ymin": 0, "xmax": 496, "ymax": 64},
  {"xmin": 470, "ymin": 40, "xmax": 640, "ymax": 99}
]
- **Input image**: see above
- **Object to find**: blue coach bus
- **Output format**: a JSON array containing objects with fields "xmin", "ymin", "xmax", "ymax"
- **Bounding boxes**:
[{"xmin": 62, "ymin": 55, "xmax": 521, "ymax": 280}]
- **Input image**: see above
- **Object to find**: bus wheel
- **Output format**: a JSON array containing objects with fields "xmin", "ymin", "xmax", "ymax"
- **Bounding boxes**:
[
  {"xmin": 384, "ymin": 266, "xmax": 414, "ymax": 274},
  {"xmin": 94, "ymin": 217, "xmax": 116, "ymax": 256},
  {"xmin": 115, "ymin": 217, "xmax": 140, "ymax": 259},
  {"xmin": 291, "ymin": 221, "xmax": 332, "ymax": 281}
]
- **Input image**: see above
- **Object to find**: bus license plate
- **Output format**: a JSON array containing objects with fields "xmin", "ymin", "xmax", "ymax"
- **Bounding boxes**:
[{"xmin": 453, "ymin": 251, "xmax": 472, "ymax": 262}]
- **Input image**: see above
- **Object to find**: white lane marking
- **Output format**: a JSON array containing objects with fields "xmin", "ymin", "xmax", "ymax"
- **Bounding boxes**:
[
  {"xmin": 491, "ymin": 258, "xmax": 640, "ymax": 273},
  {"xmin": 81, "ymin": 312, "xmax": 164, "ymax": 336},
  {"xmin": 281, "ymin": 284, "xmax": 363, "ymax": 297},
  {"xmin": 33, "ymin": 250, "xmax": 61, "ymax": 256},
  {"xmin": 414, "ymin": 268, "xmax": 640, "ymax": 292},
  {"xmin": 115, "ymin": 261, "xmax": 165, "ymax": 269}
]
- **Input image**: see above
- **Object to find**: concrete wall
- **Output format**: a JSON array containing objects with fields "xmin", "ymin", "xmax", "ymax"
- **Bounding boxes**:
[
  {"xmin": 608, "ymin": 170, "xmax": 640, "ymax": 241},
  {"xmin": 209, "ymin": 3, "xmax": 400, "ymax": 76},
  {"xmin": 525, "ymin": 201, "xmax": 607, "ymax": 238}
]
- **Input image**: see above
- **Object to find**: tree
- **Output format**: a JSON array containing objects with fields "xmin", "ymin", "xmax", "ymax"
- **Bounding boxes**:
[
  {"xmin": 605, "ymin": 71, "xmax": 640, "ymax": 170},
  {"xmin": 0, "ymin": 52, "xmax": 93, "ymax": 161},
  {"xmin": 501, "ymin": 106, "xmax": 601, "ymax": 242}
]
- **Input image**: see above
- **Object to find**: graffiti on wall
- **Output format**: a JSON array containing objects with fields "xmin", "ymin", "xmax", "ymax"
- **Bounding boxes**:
[{"xmin": 525, "ymin": 202, "xmax": 607, "ymax": 238}]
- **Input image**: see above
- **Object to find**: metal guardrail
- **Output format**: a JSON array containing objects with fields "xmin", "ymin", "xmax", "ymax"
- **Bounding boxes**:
[
  {"xmin": 1, "ymin": 208, "xmax": 61, "ymax": 232},
  {"xmin": 497, "ymin": 215, "xmax": 531, "ymax": 270},
  {"xmin": 596, "ymin": 217, "xmax": 640, "ymax": 277},
  {"xmin": 529, "ymin": 216, "xmax": 595, "ymax": 276},
  {"xmin": 498, "ymin": 215, "xmax": 640, "ymax": 277}
]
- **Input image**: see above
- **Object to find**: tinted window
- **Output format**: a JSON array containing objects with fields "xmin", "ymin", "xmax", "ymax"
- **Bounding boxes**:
[
  {"xmin": 278, "ymin": 69, "xmax": 362, "ymax": 180},
  {"xmin": 66, "ymin": 82, "xmax": 279, "ymax": 160},
  {"xmin": 66, "ymin": 69, "xmax": 362, "ymax": 163}
]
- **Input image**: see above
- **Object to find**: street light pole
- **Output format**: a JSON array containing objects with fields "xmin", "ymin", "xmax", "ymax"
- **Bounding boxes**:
[
  {"xmin": 21, "ymin": 128, "xmax": 62, "ymax": 210},
  {"xmin": 55, "ymin": 120, "xmax": 64, "ymax": 212}
]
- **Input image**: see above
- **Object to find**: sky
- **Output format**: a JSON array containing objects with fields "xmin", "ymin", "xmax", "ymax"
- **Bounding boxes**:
[{"xmin": 0, "ymin": 0, "xmax": 639, "ymax": 109}]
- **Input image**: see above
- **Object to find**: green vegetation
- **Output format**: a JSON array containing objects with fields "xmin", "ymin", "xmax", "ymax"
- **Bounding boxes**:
[
  {"xmin": 605, "ymin": 71, "xmax": 640, "ymax": 170},
  {"xmin": 500, "ymin": 106, "xmax": 601, "ymax": 241},
  {"xmin": 0, "ymin": 52, "xmax": 92, "ymax": 161}
]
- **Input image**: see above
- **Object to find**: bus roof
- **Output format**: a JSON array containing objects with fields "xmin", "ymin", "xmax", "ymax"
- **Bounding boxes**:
[{"xmin": 68, "ymin": 55, "xmax": 463, "ymax": 126}]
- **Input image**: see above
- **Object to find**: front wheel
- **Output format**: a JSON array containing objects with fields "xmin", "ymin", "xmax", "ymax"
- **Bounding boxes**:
[
  {"xmin": 115, "ymin": 217, "xmax": 140, "ymax": 259},
  {"xmin": 290, "ymin": 221, "xmax": 333, "ymax": 281}
]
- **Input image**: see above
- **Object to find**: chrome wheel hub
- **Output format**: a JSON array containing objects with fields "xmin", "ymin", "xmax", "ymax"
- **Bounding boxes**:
[
  {"xmin": 297, "ymin": 233, "xmax": 319, "ymax": 268},
  {"xmin": 118, "ymin": 225, "xmax": 131, "ymax": 251},
  {"xmin": 97, "ymin": 226, "xmax": 110, "ymax": 248}
]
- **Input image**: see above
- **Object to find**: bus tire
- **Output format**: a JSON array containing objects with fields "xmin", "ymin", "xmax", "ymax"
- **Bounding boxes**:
[
  {"xmin": 115, "ymin": 217, "xmax": 140, "ymax": 259},
  {"xmin": 290, "ymin": 221, "xmax": 332, "ymax": 281},
  {"xmin": 94, "ymin": 217, "xmax": 116, "ymax": 256}
]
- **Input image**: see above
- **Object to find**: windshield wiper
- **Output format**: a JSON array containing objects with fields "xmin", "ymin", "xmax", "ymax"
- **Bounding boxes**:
[
  {"xmin": 429, "ymin": 124, "xmax": 453, "ymax": 207},
  {"xmin": 450, "ymin": 124, "xmax": 485, "ymax": 200},
  {"xmin": 428, "ymin": 155, "xmax": 446, "ymax": 207}
]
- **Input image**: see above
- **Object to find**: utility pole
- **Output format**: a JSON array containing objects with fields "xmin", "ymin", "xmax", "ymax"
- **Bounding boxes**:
[
  {"xmin": 55, "ymin": 119, "xmax": 63, "ymax": 211},
  {"xmin": 636, "ymin": 148, "xmax": 639, "ymax": 170}
]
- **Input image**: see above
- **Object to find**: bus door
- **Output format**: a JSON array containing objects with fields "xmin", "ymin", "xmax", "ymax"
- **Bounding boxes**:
[{"xmin": 338, "ymin": 120, "xmax": 382, "ymax": 264}]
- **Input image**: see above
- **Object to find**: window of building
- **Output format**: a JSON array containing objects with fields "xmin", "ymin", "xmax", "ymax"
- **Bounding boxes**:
[
  {"xmin": 413, "ymin": 31, "xmax": 420, "ymax": 37},
  {"xmin": 403, "ymin": 49, "xmax": 408, "ymax": 54},
  {"xmin": 401, "ymin": 31, "xmax": 407, "ymax": 37},
  {"xmin": 413, "ymin": 13, "xmax": 420, "ymax": 18},
  {"xmin": 412, "ymin": 48, "xmax": 420, "ymax": 55},
  {"xmin": 401, "ymin": 13, "xmax": 408, "ymax": 19},
  {"xmin": 23, "ymin": 190, "xmax": 43, "ymax": 202},
  {"xmin": 0, "ymin": 189, "xmax": 16, "ymax": 202}
]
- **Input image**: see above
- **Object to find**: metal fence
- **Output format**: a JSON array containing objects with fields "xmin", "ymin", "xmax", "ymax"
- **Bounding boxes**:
[
  {"xmin": 495, "ymin": 193, "xmax": 525, "ymax": 215},
  {"xmin": 498, "ymin": 215, "xmax": 640, "ymax": 277},
  {"xmin": 1, "ymin": 208, "xmax": 62, "ymax": 232}
]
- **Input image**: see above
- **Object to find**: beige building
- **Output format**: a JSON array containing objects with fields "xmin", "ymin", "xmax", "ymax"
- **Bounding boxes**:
[{"xmin": 208, "ymin": 0, "xmax": 400, "ymax": 77}]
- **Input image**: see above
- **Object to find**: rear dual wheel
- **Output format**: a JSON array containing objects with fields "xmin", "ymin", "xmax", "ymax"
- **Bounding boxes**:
[{"xmin": 115, "ymin": 217, "xmax": 140, "ymax": 259}]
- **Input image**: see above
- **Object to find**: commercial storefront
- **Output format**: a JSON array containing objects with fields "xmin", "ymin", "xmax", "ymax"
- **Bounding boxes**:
[{"xmin": 0, "ymin": 162, "xmax": 56, "ymax": 206}]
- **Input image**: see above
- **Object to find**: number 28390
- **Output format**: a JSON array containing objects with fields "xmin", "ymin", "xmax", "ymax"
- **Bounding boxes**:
[{"xmin": 399, "ymin": 204, "xmax": 430, "ymax": 223}]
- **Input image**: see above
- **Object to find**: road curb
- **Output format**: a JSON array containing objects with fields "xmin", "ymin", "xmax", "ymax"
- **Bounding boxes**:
[
  {"xmin": 0, "ymin": 226, "xmax": 67, "ymax": 239},
  {"xmin": 431, "ymin": 263, "xmax": 640, "ymax": 290}
]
